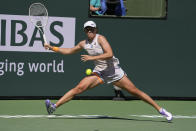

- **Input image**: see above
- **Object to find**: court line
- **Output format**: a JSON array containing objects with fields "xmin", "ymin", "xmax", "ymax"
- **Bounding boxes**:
[
  {"xmin": 130, "ymin": 115, "xmax": 196, "ymax": 119},
  {"xmin": 0, "ymin": 114, "xmax": 196, "ymax": 119},
  {"xmin": 0, "ymin": 115, "xmax": 107, "ymax": 119}
]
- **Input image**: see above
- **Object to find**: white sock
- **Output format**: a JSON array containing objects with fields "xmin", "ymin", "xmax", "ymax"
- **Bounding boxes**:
[{"xmin": 159, "ymin": 108, "xmax": 164, "ymax": 113}]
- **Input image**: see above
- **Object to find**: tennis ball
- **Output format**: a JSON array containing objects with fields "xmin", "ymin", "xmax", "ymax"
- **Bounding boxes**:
[{"xmin": 86, "ymin": 69, "xmax": 92, "ymax": 75}]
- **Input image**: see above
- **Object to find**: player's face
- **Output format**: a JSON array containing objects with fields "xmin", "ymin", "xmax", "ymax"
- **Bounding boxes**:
[{"xmin": 84, "ymin": 27, "xmax": 96, "ymax": 40}]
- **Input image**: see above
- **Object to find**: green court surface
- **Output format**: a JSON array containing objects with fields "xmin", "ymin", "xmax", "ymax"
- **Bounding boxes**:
[{"xmin": 0, "ymin": 100, "xmax": 196, "ymax": 131}]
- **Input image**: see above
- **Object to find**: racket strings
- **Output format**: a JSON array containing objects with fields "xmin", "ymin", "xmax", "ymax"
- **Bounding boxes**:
[
  {"xmin": 29, "ymin": 3, "xmax": 48, "ymax": 27},
  {"xmin": 30, "ymin": 4, "xmax": 47, "ymax": 16}
]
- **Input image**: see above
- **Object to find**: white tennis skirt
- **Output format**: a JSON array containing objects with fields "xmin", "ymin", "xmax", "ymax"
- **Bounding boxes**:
[{"xmin": 93, "ymin": 65, "xmax": 125, "ymax": 84}]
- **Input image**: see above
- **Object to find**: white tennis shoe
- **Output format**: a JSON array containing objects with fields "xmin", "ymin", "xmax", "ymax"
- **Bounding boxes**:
[
  {"xmin": 45, "ymin": 99, "xmax": 56, "ymax": 115},
  {"xmin": 159, "ymin": 108, "xmax": 173, "ymax": 122}
]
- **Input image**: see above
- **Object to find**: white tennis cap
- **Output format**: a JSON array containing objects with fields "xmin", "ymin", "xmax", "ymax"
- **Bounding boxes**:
[{"xmin": 84, "ymin": 21, "xmax": 96, "ymax": 28}]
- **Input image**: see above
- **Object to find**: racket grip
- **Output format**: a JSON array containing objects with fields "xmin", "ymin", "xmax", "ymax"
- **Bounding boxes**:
[{"xmin": 43, "ymin": 34, "xmax": 47, "ymax": 43}]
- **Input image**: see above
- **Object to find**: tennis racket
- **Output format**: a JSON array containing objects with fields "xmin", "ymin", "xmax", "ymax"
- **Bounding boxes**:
[{"xmin": 29, "ymin": 3, "xmax": 48, "ymax": 45}]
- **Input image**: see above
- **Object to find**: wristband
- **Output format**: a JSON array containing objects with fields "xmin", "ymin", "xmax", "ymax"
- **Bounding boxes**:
[{"xmin": 52, "ymin": 47, "xmax": 59, "ymax": 52}]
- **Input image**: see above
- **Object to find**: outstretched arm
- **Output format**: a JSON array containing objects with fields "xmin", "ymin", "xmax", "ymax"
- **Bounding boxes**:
[{"xmin": 44, "ymin": 41, "xmax": 85, "ymax": 55}]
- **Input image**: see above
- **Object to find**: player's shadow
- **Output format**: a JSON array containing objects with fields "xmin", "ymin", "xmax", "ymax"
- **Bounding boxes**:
[{"xmin": 49, "ymin": 114, "xmax": 172, "ymax": 123}]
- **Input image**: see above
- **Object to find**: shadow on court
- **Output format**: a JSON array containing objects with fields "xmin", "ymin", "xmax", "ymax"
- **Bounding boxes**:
[{"xmin": 49, "ymin": 114, "xmax": 171, "ymax": 123}]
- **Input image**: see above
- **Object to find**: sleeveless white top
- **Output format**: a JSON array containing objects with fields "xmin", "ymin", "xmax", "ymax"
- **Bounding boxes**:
[{"xmin": 83, "ymin": 34, "xmax": 120, "ymax": 71}]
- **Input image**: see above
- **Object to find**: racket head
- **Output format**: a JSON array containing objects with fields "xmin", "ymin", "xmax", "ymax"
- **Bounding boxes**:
[{"xmin": 29, "ymin": 3, "xmax": 48, "ymax": 28}]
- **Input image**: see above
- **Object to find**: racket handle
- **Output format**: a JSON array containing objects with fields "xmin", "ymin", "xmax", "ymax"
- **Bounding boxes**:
[{"xmin": 43, "ymin": 34, "xmax": 47, "ymax": 43}]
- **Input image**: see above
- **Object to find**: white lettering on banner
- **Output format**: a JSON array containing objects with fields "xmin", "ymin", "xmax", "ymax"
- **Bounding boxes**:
[
  {"xmin": 0, "ymin": 14, "xmax": 75, "ymax": 52},
  {"xmin": 28, "ymin": 60, "xmax": 64, "ymax": 73},
  {"xmin": 0, "ymin": 59, "xmax": 64, "ymax": 76},
  {"xmin": 0, "ymin": 59, "xmax": 24, "ymax": 76}
]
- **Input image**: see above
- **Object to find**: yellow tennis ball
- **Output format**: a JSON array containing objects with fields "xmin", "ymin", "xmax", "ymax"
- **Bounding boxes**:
[{"xmin": 86, "ymin": 69, "xmax": 92, "ymax": 75}]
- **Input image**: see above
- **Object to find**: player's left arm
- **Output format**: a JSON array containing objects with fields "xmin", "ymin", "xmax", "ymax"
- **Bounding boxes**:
[{"xmin": 81, "ymin": 35, "xmax": 114, "ymax": 62}]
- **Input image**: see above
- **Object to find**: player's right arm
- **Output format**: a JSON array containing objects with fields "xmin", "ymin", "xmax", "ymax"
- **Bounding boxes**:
[{"xmin": 44, "ymin": 40, "xmax": 85, "ymax": 55}]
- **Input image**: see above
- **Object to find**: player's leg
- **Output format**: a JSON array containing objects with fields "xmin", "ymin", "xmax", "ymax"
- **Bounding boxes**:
[
  {"xmin": 55, "ymin": 75, "xmax": 102, "ymax": 107},
  {"xmin": 45, "ymin": 75, "xmax": 102, "ymax": 114},
  {"xmin": 113, "ymin": 75, "xmax": 161, "ymax": 111},
  {"xmin": 112, "ymin": 75, "xmax": 172, "ymax": 121}
]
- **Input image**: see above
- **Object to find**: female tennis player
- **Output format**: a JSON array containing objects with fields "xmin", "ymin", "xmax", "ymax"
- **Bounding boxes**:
[{"xmin": 44, "ymin": 20, "xmax": 172, "ymax": 121}]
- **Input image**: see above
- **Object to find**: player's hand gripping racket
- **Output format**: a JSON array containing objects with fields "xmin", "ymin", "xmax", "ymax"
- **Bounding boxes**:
[{"xmin": 29, "ymin": 3, "xmax": 48, "ymax": 48}]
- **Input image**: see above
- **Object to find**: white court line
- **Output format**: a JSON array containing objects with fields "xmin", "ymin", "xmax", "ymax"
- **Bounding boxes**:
[
  {"xmin": 0, "ymin": 114, "xmax": 196, "ymax": 119},
  {"xmin": 0, "ymin": 115, "xmax": 107, "ymax": 119},
  {"xmin": 130, "ymin": 115, "xmax": 196, "ymax": 119}
]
